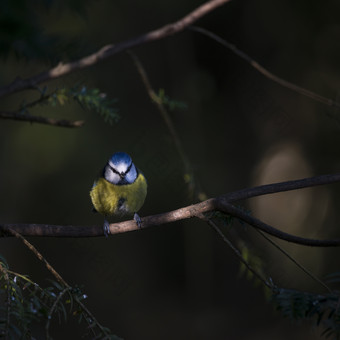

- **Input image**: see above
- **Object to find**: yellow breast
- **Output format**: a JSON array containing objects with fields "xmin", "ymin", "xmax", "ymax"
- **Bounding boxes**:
[{"xmin": 90, "ymin": 173, "xmax": 147, "ymax": 216}]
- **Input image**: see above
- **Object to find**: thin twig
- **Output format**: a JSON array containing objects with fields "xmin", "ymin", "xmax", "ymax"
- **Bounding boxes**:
[
  {"xmin": 0, "ymin": 86, "xmax": 85, "ymax": 128},
  {"xmin": 0, "ymin": 0, "xmax": 230, "ymax": 98},
  {"xmin": 0, "ymin": 111, "xmax": 84, "ymax": 128},
  {"xmin": 190, "ymin": 26, "xmax": 340, "ymax": 109},
  {"xmin": 73, "ymin": 295, "xmax": 112, "ymax": 339},
  {"xmin": 199, "ymin": 214, "xmax": 271, "ymax": 288},
  {"xmin": 255, "ymin": 229, "xmax": 332, "ymax": 293},
  {"xmin": 130, "ymin": 52, "xmax": 190, "ymax": 172},
  {"xmin": 6, "ymin": 228, "xmax": 68, "ymax": 286},
  {"xmin": 129, "ymin": 52, "xmax": 197, "ymax": 197}
]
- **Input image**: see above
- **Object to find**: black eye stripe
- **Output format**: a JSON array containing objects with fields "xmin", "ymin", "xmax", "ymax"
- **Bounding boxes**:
[
  {"xmin": 109, "ymin": 165, "xmax": 119, "ymax": 175},
  {"xmin": 110, "ymin": 162, "xmax": 133, "ymax": 176}
]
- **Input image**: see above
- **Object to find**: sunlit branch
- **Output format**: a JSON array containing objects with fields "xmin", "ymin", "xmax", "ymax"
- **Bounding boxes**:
[{"xmin": 2, "ymin": 173, "xmax": 340, "ymax": 247}]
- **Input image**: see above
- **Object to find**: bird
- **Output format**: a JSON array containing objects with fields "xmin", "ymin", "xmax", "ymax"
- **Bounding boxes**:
[{"xmin": 90, "ymin": 152, "xmax": 147, "ymax": 236}]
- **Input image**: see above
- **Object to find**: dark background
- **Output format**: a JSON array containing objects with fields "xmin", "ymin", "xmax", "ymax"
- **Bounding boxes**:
[{"xmin": 1, "ymin": 0, "xmax": 340, "ymax": 339}]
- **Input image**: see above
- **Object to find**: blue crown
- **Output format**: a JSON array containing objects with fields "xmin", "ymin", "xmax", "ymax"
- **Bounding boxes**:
[{"xmin": 109, "ymin": 152, "xmax": 132, "ymax": 167}]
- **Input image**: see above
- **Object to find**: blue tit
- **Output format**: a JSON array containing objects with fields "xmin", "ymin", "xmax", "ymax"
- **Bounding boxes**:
[{"xmin": 90, "ymin": 152, "xmax": 147, "ymax": 236}]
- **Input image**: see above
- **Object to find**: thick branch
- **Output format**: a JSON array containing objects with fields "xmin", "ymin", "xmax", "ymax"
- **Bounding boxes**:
[
  {"xmin": 2, "ymin": 173, "xmax": 340, "ymax": 246},
  {"xmin": 225, "ymin": 173, "xmax": 340, "ymax": 202},
  {"xmin": 0, "ymin": 0, "xmax": 230, "ymax": 98}
]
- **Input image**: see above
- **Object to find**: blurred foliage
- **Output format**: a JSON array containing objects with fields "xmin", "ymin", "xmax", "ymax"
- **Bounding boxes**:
[
  {"xmin": 237, "ymin": 240, "xmax": 340, "ymax": 339},
  {"xmin": 0, "ymin": 0, "xmax": 55, "ymax": 60},
  {"xmin": 65, "ymin": 86, "xmax": 119, "ymax": 124},
  {"xmin": 156, "ymin": 88, "xmax": 188, "ymax": 111},
  {"xmin": 238, "ymin": 240, "xmax": 266, "ymax": 283},
  {"xmin": 0, "ymin": 254, "xmax": 121, "ymax": 339},
  {"xmin": 272, "ymin": 288, "xmax": 340, "ymax": 339},
  {"xmin": 206, "ymin": 212, "xmax": 340, "ymax": 339},
  {"xmin": 19, "ymin": 85, "xmax": 120, "ymax": 124},
  {"xmin": 0, "ymin": 0, "xmax": 93, "ymax": 61},
  {"xmin": 2, "ymin": 241, "xmax": 340, "ymax": 339}
]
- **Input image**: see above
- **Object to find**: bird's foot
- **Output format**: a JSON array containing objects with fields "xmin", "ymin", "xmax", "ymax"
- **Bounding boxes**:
[
  {"xmin": 103, "ymin": 218, "xmax": 110, "ymax": 237},
  {"xmin": 134, "ymin": 213, "xmax": 142, "ymax": 229}
]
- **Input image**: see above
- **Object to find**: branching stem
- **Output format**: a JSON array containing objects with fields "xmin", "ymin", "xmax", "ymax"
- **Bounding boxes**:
[
  {"xmin": 2, "ymin": 173, "xmax": 340, "ymax": 247},
  {"xmin": 0, "ymin": 0, "xmax": 230, "ymax": 98}
]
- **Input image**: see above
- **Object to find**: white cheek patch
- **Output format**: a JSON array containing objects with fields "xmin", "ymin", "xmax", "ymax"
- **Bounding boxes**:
[{"xmin": 104, "ymin": 167, "xmax": 121, "ymax": 184}]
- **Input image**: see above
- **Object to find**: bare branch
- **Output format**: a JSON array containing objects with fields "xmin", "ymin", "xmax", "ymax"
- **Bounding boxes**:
[
  {"xmin": 190, "ymin": 26, "xmax": 340, "ymax": 109},
  {"xmin": 0, "ymin": 0, "xmax": 230, "ymax": 99},
  {"xmin": 0, "ymin": 111, "xmax": 84, "ymax": 128},
  {"xmin": 2, "ymin": 173, "xmax": 340, "ymax": 246}
]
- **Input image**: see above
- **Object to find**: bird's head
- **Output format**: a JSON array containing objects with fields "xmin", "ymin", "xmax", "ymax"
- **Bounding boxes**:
[{"xmin": 104, "ymin": 152, "xmax": 137, "ymax": 185}]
